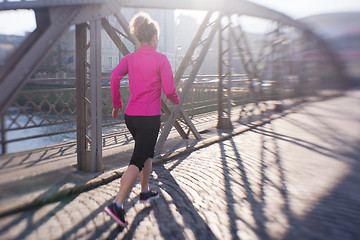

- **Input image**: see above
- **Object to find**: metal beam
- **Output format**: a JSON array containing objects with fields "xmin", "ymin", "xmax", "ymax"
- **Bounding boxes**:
[
  {"xmin": 76, "ymin": 23, "xmax": 90, "ymax": 171},
  {"xmin": 101, "ymin": 17, "xmax": 131, "ymax": 56},
  {"xmin": 217, "ymin": 15, "xmax": 233, "ymax": 129},
  {"xmin": 155, "ymin": 11, "xmax": 217, "ymax": 154},
  {"xmin": 155, "ymin": 12, "xmax": 221, "ymax": 154},
  {"xmin": 118, "ymin": 0, "xmax": 306, "ymax": 30},
  {"xmin": 0, "ymin": 0, "xmax": 110, "ymax": 10},
  {"xmin": 161, "ymin": 100, "xmax": 188, "ymax": 140},
  {"xmin": 229, "ymin": 18, "xmax": 264, "ymax": 121},
  {"xmin": 0, "ymin": 116, "xmax": 6, "ymax": 154},
  {"xmin": 114, "ymin": 12, "xmax": 139, "ymax": 47},
  {"xmin": 178, "ymin": 107, "xmax": 202, "ymax": 140},
  {"xmin": 230, "ymin": 19, "xmax": 258, "ymax": 90},
  {"xmin": 89, "ymin": 19, "xmax": 103, "ymax": 172},
  {"xmin": 1, "ymin": 0, "xmax": 309, "ymax": 31},
  {"xmin": 173, "ymin": 11, "xmax": 213, "ymax": 85}
]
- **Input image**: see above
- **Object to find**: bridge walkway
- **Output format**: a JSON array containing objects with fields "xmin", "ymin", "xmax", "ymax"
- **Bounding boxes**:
[{"xmin": 0, "ymin": 90, "xmax": 359, "ymax": 239}]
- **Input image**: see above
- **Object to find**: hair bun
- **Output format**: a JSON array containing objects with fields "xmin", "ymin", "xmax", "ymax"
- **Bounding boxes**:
[{"xmin": 129, "ymin": 12, "xmax": 159, "ymax": 44}]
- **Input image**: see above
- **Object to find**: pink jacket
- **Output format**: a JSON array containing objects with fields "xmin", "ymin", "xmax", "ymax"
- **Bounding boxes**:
[{"xmin": 111, "ymin": 45, "xmax": 180, "ymax": 116}]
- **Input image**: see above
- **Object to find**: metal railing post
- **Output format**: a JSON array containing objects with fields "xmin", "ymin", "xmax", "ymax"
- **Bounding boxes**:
[
  {"xmin": 89, "ymin": 19, "xmax": 103, "ymax": 172},
  {"xmin": 217, "ymin": 15, "xmax": 233, "ymax": 129},
  {"xmin": 76, "ymin": 23, "xmax": 91, "ymax": 171},
  {"xmin": 0, "ymin": 115, "xmax": 6, "ymax": 154}
]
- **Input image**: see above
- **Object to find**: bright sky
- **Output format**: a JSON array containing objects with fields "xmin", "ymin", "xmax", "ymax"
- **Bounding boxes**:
[
  {"xmin": 0, "ymin": 0, "xmax": 359, "ymax": 35},
  {"xmin": 0, "ymin": 9, "xmax": 35, "ymax": 35}
]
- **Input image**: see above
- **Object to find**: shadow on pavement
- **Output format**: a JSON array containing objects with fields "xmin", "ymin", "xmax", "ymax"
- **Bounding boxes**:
[
  {"xmin": 217, "ymin": 124, "xmax": 296, "ymax": 239},
  {"xmin": 0, "ymin": 193, "xmax": 77, "ymax": 240},
  {"xmin": 246, "ymin": 122, "xmax": 360, "ymax": 240}
]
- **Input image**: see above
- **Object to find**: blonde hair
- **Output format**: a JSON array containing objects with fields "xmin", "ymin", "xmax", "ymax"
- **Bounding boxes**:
[{"xmin": 129, "ymin": 12, "xmax": 160, "ymax": 44}]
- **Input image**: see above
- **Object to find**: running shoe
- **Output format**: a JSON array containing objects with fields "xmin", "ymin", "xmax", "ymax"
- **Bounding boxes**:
[
  {"xmin": 139, "ymin": 190, "xmax": 159, "ymax": 203},
  {"xmin": 104, "ymin": 202, "xmax": 128, "ymax": 227}
]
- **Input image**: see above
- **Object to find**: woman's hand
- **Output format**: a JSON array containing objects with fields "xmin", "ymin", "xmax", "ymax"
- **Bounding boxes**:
[{"xmin": 112, "ymin": 106, "xmax": 122, "ymax": 119}]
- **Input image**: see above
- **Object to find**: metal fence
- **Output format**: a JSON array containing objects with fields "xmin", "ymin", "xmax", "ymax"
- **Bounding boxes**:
[{"xmin": 0, "ymin": 63, "xmax": 341, "ymax": 155}]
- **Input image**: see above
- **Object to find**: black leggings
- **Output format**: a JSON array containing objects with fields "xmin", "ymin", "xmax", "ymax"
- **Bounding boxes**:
[{"xmin": 125, "ymin": 114, "xmax": 161, "ymax": 171}]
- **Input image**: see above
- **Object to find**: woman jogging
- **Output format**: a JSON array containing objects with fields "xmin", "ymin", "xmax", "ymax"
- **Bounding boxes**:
[{"xmin": 104, "ymin": 12, "xmax": 180, "ymax": 227}]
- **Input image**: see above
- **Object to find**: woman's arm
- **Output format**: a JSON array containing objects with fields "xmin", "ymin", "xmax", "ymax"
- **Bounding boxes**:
[
  {"xmin": 160, "ymin": 57, "xmax": 180, "ymax": 104},
  {"xmin": 111, "ymin": 56, "xmax": 129, "ymax": 116}
]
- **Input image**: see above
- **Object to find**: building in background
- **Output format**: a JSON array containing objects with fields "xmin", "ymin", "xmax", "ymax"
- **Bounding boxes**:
[{"xmin": 0, "ymin": 35, "xmax": 24, "ymax": 67}]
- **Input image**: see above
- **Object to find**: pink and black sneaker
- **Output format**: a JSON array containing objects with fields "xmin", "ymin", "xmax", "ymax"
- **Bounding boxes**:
[{"xmin": 104, "ymin": 202, "xmax": 128, "ymax": 227}]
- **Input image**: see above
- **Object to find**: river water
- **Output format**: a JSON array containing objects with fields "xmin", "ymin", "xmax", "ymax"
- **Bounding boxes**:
[{"xmin": 2, "ymin": 112, "xmax": 126, "ymax": 154}]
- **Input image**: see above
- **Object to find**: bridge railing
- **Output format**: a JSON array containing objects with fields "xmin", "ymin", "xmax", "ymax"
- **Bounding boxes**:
[
  {"xmin": 0, "ymin": 68, "xmax": 335, "ymax": 155},
  {"xmin": 0, "ymin": 74, "xmax": 231, "ymax": 153}
]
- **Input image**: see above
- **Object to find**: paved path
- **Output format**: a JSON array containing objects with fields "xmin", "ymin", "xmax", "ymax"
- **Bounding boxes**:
[{"xmin": 0, "ymin": 90, "xmax": 359, "ymax": 239}]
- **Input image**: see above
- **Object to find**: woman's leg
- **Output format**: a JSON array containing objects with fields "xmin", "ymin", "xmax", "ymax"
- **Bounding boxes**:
[
  {"xmin": 116, "ymin": 115, "xmax": 159, "ymax": 202},
  {"xmin": 139, "ymin": 157, "xmax": 152, "ymax": 192},
  {"xmin": 114, "ymin": 165, "xmax": 140, "ymax": 204}
]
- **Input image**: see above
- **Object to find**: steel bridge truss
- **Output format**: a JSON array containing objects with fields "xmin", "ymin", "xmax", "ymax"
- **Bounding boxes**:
[{"xmin": 0, "ymin": 0, "xmax": 344, "ymax": 172}]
